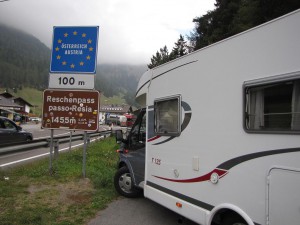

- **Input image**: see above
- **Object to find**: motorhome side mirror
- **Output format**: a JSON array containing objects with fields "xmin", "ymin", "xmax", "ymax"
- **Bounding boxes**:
[{"xmin": 115, "ymin": 130, "xmax": 123, "ymax": 143}]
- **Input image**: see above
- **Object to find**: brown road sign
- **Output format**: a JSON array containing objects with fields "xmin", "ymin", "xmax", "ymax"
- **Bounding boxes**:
[{"xmin": 42, "ymin": 89, "xmax": 100, "ymax": 131}]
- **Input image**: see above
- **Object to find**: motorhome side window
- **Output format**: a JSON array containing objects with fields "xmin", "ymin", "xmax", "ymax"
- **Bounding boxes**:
[
  {"xmin": 245, "ymin": 79, "xmax": 300, "ymax": 132},
  {"xmin": 154, "ymin": 96, "xmax": 181, "ymax": 136}
]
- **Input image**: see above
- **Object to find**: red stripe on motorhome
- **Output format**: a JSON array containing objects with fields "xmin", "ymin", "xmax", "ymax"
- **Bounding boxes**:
[{"xmin": 153, "ymin": 168, "xmax": 228, "ymax": 183}]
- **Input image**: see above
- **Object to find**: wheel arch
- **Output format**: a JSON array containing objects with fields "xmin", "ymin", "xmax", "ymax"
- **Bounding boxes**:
[
  {"xmin": 117, "ymin": 158, "xmax": 138, "ymax": 187},
  {"xmin": 117, "ymin": 161, "xmax": 127, "ymax": 169},
  {"xmin": 208, "ymin": 203, "xmax": 255, "ymax": 225}
]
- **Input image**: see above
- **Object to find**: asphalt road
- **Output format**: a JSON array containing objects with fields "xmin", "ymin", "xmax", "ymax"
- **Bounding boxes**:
[
  {"xmin": 0, "ymin": 122, "xmax": 111, "ymax": 168},
  {"xmin": 88, "ymin": 197, "xmax": 198, "ymax": 225}
]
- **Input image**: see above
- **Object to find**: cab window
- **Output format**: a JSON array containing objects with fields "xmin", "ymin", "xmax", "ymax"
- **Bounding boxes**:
[{"xmin": 129, "ymin": 110, "xmax": 146, "ymax": 146}]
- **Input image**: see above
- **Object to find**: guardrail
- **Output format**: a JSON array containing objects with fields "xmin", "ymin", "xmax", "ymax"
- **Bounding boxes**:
[{"xmin": 0, "ymin": 130, "xmax": 113, "ymax": 156}]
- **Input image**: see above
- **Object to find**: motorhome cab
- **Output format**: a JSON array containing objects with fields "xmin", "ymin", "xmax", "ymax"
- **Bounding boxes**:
[{"xmin": 114, "ymin": 10, "xmax": 300, "ymax": 225}]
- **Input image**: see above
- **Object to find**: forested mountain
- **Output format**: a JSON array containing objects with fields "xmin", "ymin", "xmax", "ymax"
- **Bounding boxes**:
[
  {"xmin": 96, "ymin": 64, "xmax": 146, "ymax": 106},
  {"xmin": 0, "ymin": 24, "xmax": 50, "ymax": 90},
  {"xmin": 0, "ymin": 24, "xmax": 146, "ymax": 106}
]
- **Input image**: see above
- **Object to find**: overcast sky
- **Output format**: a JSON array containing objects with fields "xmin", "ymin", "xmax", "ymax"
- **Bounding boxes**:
[{"xmin": 0, "ymin": 0, "xmax": 215, "ymax": 65}]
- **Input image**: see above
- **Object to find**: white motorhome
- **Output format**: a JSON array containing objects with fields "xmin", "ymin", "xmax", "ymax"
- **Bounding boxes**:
[{"xmin": 114, "ymin": 10, "xmax": 300, "ymax": 225}]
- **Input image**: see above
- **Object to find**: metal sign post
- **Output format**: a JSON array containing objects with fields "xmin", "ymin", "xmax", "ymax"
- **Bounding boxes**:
[
  {"xmin": 49, "ymin": 129, "xmax": 54, "ymax": 174},
  {"xmin": 69, "ymin": 131, "xmax": 72, "ymax": 152},
  {"xmin": 82, "ymin": 131, "xmax": 87, "ymax": 178}
]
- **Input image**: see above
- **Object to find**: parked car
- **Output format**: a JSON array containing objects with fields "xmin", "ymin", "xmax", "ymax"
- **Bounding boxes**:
[
  {"xmin": 29, "ymin": 117, "xmax": 41, "ymax": 123},
  {"xmin": 0, "ymin": 116, "xmax": 33, "ymax": 145}
]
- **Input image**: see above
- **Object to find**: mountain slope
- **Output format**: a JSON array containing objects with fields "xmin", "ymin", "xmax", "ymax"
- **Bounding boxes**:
[
  {"xmin": 96, "ymin": 64, "xmax": 146, "ymax": 106},
  {"xmin": 0, "ymin": 24, "xmax": 147, "ymax": 106},
  {"xmin": 0, "ymin": 24, "xmax": 50, "ymax": 90}
]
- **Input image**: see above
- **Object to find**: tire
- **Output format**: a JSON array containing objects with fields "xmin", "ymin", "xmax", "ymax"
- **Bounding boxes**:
[
  {"xmin": 114, "ymin": 166, "xmax": 142, "ymax": 198},
  {"xmin": 222, "ymin": 214, "xmax": 247, "ymax": 225},
  {"xmin": 26, "ymin": 136, "xmax": 33, "ymax": 141}
]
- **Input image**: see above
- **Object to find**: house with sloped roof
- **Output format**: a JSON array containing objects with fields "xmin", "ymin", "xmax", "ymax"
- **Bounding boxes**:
[{"xmin": 0, "ymin": 92, "xmax": 33, "ymax": 122}]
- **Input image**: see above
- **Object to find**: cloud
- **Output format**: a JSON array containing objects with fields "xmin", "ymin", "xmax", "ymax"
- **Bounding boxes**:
[{"xmin": 0, "ymin": 0, "xmax": 215, "ymax": 65}]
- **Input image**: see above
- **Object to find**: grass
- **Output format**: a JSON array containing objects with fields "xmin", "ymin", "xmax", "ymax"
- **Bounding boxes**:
[
  {"xmin": 0, "ymin": 137, "xmax": 120, "ymax": 225},
  {"xmin": 101, "ymin": 94, "xmax": 126, "ymax": 105}
]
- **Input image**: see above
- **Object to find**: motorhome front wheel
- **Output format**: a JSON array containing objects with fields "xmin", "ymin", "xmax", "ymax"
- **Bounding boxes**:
[{"xmin": 114, "ymin": 166, "xmax": 142, "ymax": 198}]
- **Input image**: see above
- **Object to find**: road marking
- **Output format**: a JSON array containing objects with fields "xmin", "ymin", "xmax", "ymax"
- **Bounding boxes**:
[{"xmin": 0, "ymin": 137, "xmax": 102, "ymax": 167}]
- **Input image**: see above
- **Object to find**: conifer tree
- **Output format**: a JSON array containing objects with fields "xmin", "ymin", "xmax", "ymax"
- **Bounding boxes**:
[
  {"xmin": 170, "ymin": 35, "xmax": 188, "ymax": 60},
  {"xmin": 148, "ymin": 45, "xmax": 169, "ymax": 69}
]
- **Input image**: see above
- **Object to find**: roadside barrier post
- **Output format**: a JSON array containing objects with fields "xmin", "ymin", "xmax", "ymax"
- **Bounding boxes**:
[
  {"xmin": 49, "ymin": 129, "xmax": 54, "ymax": 174},
  {"xmin": 53, "ymin": 139, "xmax": 59, "ymax": 159},
  {"xmin": 87, "ymin": 134, "xmax": 90, "ymax": 146}
]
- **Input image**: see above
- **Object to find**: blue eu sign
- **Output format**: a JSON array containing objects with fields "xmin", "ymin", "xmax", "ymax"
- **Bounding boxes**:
[{"xmin": 50, "ymin": 26, "xmax": 99, "ymax": 74}]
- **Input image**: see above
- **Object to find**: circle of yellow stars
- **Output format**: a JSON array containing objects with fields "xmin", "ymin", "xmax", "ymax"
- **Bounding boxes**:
[{"xmin": 54, "ymin": 30, "xmax": 94, "ymax": 69}]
